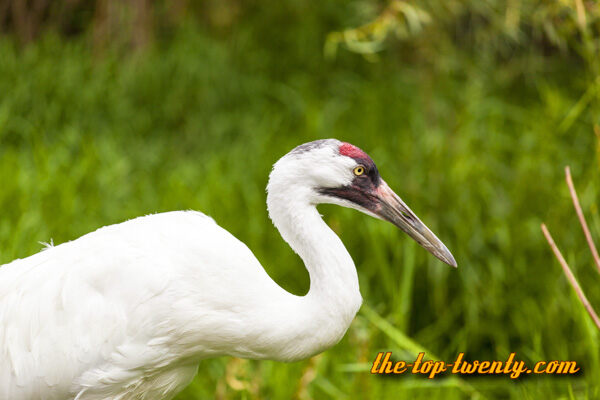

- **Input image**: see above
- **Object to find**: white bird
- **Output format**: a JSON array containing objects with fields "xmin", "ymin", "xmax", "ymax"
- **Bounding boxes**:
[{"xmin": 0, "ymin": 139, "xmax": 456, "ymax": 400}]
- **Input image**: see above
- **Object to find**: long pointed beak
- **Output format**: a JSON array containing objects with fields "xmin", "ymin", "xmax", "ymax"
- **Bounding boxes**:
[{"xmin": 374, "ymin": 180, "xmax": 457, "ymax": 267}]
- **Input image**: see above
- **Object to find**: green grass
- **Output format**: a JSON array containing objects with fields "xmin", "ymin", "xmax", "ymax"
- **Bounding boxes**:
[{"xmin": 1, "ymin": 18, "xmax": 600, "ymax": 399}]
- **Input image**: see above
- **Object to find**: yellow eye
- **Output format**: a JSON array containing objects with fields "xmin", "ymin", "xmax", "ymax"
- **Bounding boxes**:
[{"xmin": 353, "ymin": 165, "xmax": 365, "ymax": 176}]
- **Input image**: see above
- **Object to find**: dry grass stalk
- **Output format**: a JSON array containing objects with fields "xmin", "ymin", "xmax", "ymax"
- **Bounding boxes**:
[
  {"xmin": 541, "ymin": 165, "xmax": 600, "ymax": 331},
  {"xmin": 541, "ymin": 224, "xmax": 600, "ymax": 330},
  {"xmin": 565, "ymin": 166, "xmax": 600, "ymax": 274}
]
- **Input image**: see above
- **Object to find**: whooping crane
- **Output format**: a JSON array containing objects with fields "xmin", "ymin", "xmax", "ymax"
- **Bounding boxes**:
[{"xmin": 0, "ymin": 139, "xmax": 456, "ymax": 399}]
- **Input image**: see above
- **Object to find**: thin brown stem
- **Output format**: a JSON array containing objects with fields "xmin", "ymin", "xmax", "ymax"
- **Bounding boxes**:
[
  {"xmin": 565, "ymin": 166, "xmax": 600, "ymax": 274},
  {"xmin": 574, "ymin": 0, "xmax": 587, "ymax": 29},
  {"xmin": 541, "ymin": 224, "xmax": 600, "ymax": 330}
]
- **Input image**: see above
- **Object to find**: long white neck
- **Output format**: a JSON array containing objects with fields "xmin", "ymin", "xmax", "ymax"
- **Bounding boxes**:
[{"xmin": 265, "ymin": 185, "xmax": 362, "ymax": 359}]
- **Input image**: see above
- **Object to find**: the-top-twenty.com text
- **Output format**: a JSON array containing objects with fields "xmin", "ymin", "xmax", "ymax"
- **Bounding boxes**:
[{"xmin": 371, "ymin": 352, "xmax": 580, "ymax": 379}]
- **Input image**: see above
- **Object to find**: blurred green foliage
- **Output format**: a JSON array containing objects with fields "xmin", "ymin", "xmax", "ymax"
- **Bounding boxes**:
[{"xmin": 1, "ymin": 1, "xmax": 600, "ymax": 399}]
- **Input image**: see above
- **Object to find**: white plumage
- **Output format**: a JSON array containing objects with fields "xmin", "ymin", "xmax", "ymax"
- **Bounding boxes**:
[{"xmin": 0, "ymin": 139, "xmax": 455, "ymax": 399}]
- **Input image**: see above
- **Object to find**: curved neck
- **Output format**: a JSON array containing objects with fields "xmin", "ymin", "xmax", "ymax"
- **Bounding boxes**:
[{"xmin": 267, "ymin": 191, "xmax": 362, "ymax": 342}]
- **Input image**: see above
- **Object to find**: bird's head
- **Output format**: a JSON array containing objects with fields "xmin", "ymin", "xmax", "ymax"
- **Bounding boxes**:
[{"xmin": 267, "ymin": 139, "xmax": 457, "ymax": 267}]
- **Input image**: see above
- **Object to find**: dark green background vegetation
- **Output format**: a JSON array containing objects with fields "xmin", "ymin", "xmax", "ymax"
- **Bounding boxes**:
[{"xmin": 1, "ymin": 1, "xmax": 599, "ymax": 398}]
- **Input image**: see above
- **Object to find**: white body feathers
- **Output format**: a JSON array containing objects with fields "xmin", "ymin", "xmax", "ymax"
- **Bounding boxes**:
[{"xmin": 0, "ymin": 140, "xmax": 364, "ymax": 399}]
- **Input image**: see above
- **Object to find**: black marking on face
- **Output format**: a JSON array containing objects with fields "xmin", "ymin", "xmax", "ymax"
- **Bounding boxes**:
[
  {"xmin": 319, "ymin": 185, "xmax": 380, "ymax": 210},
  {"xmin": 319, "ymin": 171, "xmax": 382, "ymax": 211}
]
